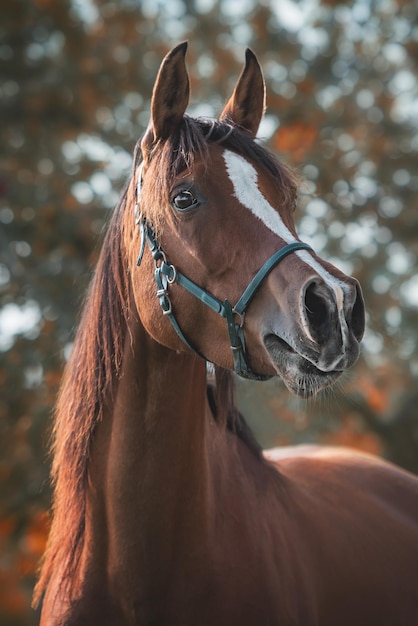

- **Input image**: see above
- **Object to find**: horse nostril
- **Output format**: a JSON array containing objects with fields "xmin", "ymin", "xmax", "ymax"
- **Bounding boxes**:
[
  {"xmin": 304, "ymin": 280, "xmax": 330, "ymax": 345},
  {"xmin": 350, "ymin": 283, "xmax": 366, "ymax": 342},
  {"xmin": 303, "ymin": 279, "xmax": 366, "ymax": 346}
]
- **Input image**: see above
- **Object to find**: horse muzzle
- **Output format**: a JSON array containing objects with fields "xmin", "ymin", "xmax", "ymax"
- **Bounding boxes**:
[{"xmin": 263, "ymin": 275, "xmax": 365, "ymax": 397}]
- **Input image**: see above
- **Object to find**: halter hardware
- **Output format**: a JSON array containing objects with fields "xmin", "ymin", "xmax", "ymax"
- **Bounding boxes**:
[{"xmin": 135, "ymin": 210, "xmax": 313, "ymax": 379}]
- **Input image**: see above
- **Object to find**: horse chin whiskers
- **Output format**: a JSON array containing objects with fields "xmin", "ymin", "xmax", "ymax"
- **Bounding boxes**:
[
  {"xmin": 282, "ymin": 366, "xmax": 342, "ymax": 399},
  {"xmin": 263, "ymin": 333, "xmax": 343, "ymax": 397},
  {"xmin": 284, "ymin": 368, "xmax": 342, "ymax": 399}
]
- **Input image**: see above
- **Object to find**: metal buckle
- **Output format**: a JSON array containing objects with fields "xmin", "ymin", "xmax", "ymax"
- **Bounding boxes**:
[
  {"xmin": 162, "ymin": 297, "xmax": 172, "ymax": 315},
  {"xmin": 156, "ymin": 288, "xmax": 172, "ymax": 315}
]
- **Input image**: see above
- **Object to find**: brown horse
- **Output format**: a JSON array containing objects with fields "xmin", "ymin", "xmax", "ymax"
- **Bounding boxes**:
[{"xmin": 34, "ymin": 43, "xmax": 418, "ymax": 625}]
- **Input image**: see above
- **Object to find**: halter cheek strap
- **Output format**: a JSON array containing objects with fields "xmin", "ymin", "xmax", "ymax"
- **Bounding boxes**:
[{"xmin": 135, "ymin": 211, "xmax": 312, "ymax": 379}]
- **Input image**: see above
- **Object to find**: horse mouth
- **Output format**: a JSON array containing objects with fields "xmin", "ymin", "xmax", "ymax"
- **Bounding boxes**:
[{"xmin": 263, "ymin": 334, "xmax": 343, "ymax": 398}]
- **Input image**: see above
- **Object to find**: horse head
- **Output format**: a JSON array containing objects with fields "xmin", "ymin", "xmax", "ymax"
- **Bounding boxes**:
[{"xmin": 125, "ymin": 42, "xmax": 365, "ymax": 397}]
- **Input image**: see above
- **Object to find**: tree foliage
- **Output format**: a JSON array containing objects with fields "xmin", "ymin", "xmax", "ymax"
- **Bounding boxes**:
[{"xmin": 1, "ymin": 0, "xmax": 417, "ymax": 622}]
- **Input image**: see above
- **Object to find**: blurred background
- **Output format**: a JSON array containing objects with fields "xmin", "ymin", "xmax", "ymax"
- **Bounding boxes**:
[{"xmin": 1, "ymin": 0, "xmax": 417, "ymax": 623}]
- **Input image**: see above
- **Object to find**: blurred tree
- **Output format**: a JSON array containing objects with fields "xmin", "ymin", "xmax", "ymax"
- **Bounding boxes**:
[{"xmin": 0, "ymin": 0, "xmax": 417, "ymax": 622}]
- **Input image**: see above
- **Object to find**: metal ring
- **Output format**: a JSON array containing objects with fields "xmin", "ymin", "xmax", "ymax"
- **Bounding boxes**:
[
  {"xmin": 153, "ymin": 249, "xmax": 167, "ymax": 267},
  {"xmin": 232, "ymin": 308, "xmax": 246, "ymax": 328},
  {"xmin": 167, "ymin": 264, "xmax": 177, "ymax": 284}
]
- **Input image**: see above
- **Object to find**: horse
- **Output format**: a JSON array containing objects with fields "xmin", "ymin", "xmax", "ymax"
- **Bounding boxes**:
[{"xmin": 34, "ymin": 43, "xmax": 418, "ymax": 625}]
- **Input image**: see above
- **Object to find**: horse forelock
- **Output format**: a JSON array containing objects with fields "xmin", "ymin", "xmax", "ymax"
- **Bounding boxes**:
[{"xmin": 138, "ymin": 115, "xmax": 298, "ymax": 234}]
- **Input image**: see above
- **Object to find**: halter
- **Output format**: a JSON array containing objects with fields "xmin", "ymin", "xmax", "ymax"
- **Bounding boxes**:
[{"xmin": 134, "ymin": 163, "xmax": 313, "ymax": 379}]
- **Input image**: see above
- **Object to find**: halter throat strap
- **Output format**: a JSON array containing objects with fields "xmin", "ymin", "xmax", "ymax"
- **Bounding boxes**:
[{"xmin": 136, "ymin": 218, "xmax": 312, "ymax": 379}]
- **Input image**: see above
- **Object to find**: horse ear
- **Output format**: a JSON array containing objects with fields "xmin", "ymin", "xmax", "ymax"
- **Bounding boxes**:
[
  {"xmin": 141, "ymin": 42, "xmax": 190, "ymax": 156},
  {"xmin": 220, "ymin": 49, "xmax": 266, "ymax": 136}
]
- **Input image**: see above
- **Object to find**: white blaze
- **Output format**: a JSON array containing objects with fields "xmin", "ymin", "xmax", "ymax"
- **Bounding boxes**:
[{"xmin": 222, "ymin": 149, "xmax": 348, "ymax": 301}]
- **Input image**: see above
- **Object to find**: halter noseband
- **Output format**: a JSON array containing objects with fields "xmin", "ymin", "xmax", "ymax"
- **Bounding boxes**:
[{"xmin": 134, "ymin": 163, "xmax": 313, "ymax": 380}]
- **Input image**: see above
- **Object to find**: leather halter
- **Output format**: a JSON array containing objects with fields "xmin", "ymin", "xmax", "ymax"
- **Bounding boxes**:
[{"xmin": 134, "ymin": 164, "xmax": 313, "ymax": 379}]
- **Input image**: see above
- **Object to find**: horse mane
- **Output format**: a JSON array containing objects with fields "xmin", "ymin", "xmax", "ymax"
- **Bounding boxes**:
[
  {"xmin": 207, "ymin": 368, "xmax": 263, "ymax": 460},
  {"xmin": 33, "ymin": 184, "xmax": 132, "ymax": 605},
  {"xmin": 34, "ymin": 118, "xmax": 293, "ymax": 605}
]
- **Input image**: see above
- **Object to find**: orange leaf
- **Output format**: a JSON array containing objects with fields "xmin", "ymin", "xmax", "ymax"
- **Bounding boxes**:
[
  {"xmin": 358, "ymin": 380, "xmax": 388, "ymax": 414},
  {"xmin": 26, "ymin": 511, "xmax": 50, "ymax": 557},
  {"xmin": 275, "ymin": 124, "xmax": 317, "ymax": 162},
  {"xmin": 321, "ymin": 417, "xmax": 383, "ymax": 457},
  {"xmin": 0, "ymin": 571, "xmax": 29, "ymax": 616},
  {"xmin": 0, "ymin": 517, "xmax": 15, "ymax": 542}
]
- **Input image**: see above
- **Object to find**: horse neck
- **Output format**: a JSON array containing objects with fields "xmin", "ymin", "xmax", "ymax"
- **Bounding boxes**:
[{"xmin": 84, "ymin": 312, "xmax": 212, "ymax": 599}]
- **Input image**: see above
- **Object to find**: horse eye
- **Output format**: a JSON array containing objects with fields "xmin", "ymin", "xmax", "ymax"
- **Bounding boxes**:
[{"xmin": 173, "ymin": 191, "xmax": 198, "ymax": 211}]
